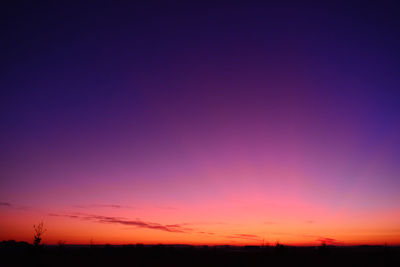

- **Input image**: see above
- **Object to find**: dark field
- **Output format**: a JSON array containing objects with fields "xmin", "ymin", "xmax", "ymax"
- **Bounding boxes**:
[{"xmin": 1, "ymin": 241, "xmax": 399, "ymax": 267}]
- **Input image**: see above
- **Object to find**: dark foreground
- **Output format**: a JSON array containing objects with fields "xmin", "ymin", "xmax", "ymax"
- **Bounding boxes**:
[{"xmin": 1, "ymin": 241, "xmax": 399, "ymax": 267}]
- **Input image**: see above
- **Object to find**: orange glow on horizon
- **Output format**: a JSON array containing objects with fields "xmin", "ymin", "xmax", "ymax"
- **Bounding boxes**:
[{"xmin": 1, "ymin": 198, "xmax": 399, "ymax": 246}]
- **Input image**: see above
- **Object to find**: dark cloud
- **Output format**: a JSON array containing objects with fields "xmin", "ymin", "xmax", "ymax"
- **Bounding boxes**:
[
  {"xmin": 49, "ymin": 212, "xmax": 192, "ymax": 233},
  {"xmin": 269, "ymin": 232, "xmax": 342, "ymax": 244},
  {"xmin": 0, "ymin": 202, "xmax": 11, "ymax": 206},
  {"xmin": 317, "ymin": 237, "xmax": 341, "ymax": 245},
  {"xmin": 49, "ymin": 213, "xmax": 81, "ymax": 219}
]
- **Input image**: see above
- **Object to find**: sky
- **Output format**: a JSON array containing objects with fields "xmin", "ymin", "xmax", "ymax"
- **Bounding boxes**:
[{"xmin": 1, "ymin": 1, "xmax": 400, "ymax": 245}]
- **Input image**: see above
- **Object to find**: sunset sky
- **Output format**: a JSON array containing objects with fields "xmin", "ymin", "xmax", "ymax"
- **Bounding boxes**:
[{"xmin": 1, "ymin": 1, "xmax": 400, "ymax": 246}]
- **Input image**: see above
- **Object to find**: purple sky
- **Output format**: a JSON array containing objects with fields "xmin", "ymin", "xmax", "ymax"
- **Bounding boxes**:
[{"xmin": 1, "ymin": 1, "xmax": 400, "ymax": 245}]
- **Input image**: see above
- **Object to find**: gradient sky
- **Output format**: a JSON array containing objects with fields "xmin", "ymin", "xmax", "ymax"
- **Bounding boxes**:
[{"xmin": 1, "ymin": 1, "xmax": 400, "ymax": 245}]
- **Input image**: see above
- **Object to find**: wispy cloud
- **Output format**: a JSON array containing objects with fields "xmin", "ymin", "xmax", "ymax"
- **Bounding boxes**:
[
  {"xmin": 226, "ymin": 234, "xmax": 262, "ymax": 241},
  {"xmin": 72, "ymin": 204, "xmax": 134, "ymax": 209},
  {"xmin": 49, "ymin": 212, "xmax": 192, "ymax": 233},
  {"xmin": 155, "ymin": 205, "xmax": 179, "ymax": 210},
  {"xmin": 187, "ymin": 221, "xmax": 228, "ymax": 226},
  {"xmin": 0, "ymin": 201, "xmax": 30, "ymax": 210},
  {"xmin": 92, "ymin": 204, "xmax": 126, "ymax": 209},
  {"xmin": 197, "ymin": 231, "xmax": 216, "ymax": 235}
]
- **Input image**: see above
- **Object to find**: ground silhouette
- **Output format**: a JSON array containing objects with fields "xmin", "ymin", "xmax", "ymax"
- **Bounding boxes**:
[{"xmin": 0, "ymin": 240, "xmax": 399, "ymax": 267}]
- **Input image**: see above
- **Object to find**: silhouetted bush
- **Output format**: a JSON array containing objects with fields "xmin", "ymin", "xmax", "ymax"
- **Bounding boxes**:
[{"xmin": 33, "ymin": 222, "xmax": 46, "ymax": 246}]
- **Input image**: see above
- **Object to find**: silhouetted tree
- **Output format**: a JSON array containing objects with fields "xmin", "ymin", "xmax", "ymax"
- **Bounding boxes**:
[{"xmin": 33, "ymin": 222, "xmax": 46, "ymax": 246}]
